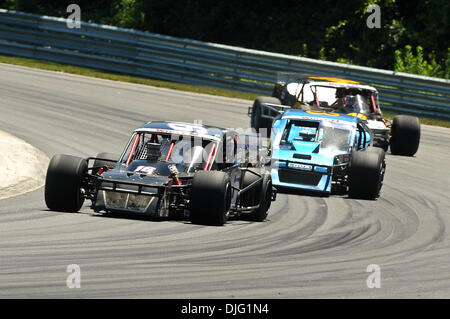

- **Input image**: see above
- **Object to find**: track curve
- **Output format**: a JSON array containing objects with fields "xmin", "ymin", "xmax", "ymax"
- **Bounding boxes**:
[{"xmin": 0, "ymin": 63, "xmax": 449, "ymax": 298}]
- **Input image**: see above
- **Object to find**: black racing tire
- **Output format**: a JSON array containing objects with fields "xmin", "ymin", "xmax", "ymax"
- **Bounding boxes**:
[
  {"xmin": 240, "ymin": 169, "xmax": 272, "ymax": 222},
  {"xmin": 250, "ymin": 96, "xmax": 280, "ymax": 137},
  {"xmin": 45, "ymin": 154, "xmax": 87, "ymax": 212},
  {"xmin": 348, "ymin": 148, "xmax": 386, "ymax": 200},
  {"xmin": 92, "ymin": 152, "xmax": 120, "ymax": 175},
  {"xmin": 240, "ymin": 169, "xmax": 261, "ymax": 207},
  {"xmin": 254, "ymin": 173, "xmax": 272, "ymax": 221},
  {"xmin": 190, "ymin": 171, "xmax": 232, "ymax": 226},
  {"xmin": 390, "ymin": 115, "xmax": 420, "ymax": 156}
]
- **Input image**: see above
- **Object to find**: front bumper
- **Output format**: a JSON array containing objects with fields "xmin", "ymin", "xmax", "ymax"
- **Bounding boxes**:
[
  {"xmin": 271, "ymin": 166, "xmax": 332, "ymax": 193},
  {"xmin": 91, "ymin": 177, "xmax": 186, "ymax": 217},
  {"xmin": 93, "ymin": 189, "xmax": 163, "ymax": 215}
]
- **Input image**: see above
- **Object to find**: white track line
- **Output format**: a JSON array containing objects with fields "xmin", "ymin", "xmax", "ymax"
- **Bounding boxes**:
[{"xmin": 0, "ymin": 130, "xmax": 49, "ymax": 201}]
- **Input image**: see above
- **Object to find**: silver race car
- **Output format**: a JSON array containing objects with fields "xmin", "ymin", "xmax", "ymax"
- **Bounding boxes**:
[{"xmin": 45, "ymin": 121, "xmax": 276, "ymax": 226}]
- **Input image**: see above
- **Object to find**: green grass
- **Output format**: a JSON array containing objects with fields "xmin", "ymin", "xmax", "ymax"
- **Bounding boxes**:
[
  {"xmin": 0, "ymin": 54, "xmax": 449, "ymax": 128},
  {"xmin": 383, "ymin": 112, "xmax": 450, "ymax": 128}
]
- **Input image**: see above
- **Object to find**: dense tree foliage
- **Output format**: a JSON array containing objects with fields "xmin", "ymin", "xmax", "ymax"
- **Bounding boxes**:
[{"xmin": 0, "ymin": 0, "xmax": 448, "ymax": 78}]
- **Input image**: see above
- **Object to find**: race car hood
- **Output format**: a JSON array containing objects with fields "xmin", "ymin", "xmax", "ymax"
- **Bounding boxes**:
[
  {"xmin": 101, "ymin": 170, "xmax": 170, "ymax": 186},
  {"xmin": 272, "ymin": 140, "xmax": 340, "ymax": 167},
  {"xmin": 98, "ymin": 167, "xmax": 194, "ymax": 186},
  {"xmin": 291, "ymin": 140, "xmax": 320, "ymax": 154}
]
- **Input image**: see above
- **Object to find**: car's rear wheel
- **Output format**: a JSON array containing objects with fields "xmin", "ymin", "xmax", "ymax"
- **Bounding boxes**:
[
  {"xmin": 348, "ymin": 148, "xmax": 386, "ymax": 200},
  {"xmin": 45, "ymin": 154, "xmax": 87, "ymax": 212},
  {"xmin": 92, "ymin": 152, "xmax": 120, "ymax": 175},
  {"xmin": 190, "ymin": 171, "xmax": 231, "ymax": 226},
  {"xmin": 240, "ymin": 169, "xmax": 271, "ymax": 222},
  {"xmin": 251, "ymin": 96, "xmax": 280, "ymax": 137},
  {"xmin": 390, "ymin": 115, "xmax": 420, "ymax": 156}
]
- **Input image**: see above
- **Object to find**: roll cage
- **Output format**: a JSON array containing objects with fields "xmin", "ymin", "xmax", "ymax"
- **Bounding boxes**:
[
  {"xmin": 117, "ymin": 129, "xmax": 221, "ymax": 173},
  {"xmin": 273, "ymin": 75, "xmax": 383, "ymax": 118}
]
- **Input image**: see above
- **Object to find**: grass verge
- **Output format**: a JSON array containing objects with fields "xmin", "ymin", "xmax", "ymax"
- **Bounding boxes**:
[
  {"xmin": 382, "ymin": 112, "xmax": 450, "ymax": 128},
  {"xmin": 0, "ymin": 54, "xmax": 448, "ymax": 128}
]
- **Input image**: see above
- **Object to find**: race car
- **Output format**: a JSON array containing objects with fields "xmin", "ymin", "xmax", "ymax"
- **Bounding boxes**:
[
  {"xmin": 269, "ymin": 109, "xmax": 386, "ymax": 199},
  {"xmin": 44, "ymin": 121, "xmax": 276, "ymax": 226},
  {"xmin": 249, "ymin": 75, "xmax": 420, "ymax": 156}
]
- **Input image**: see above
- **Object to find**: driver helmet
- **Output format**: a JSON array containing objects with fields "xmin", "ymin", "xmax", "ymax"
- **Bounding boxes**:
[{"xmin": 343, "ymin": 95, "xmax": 357, "ymax": 112}]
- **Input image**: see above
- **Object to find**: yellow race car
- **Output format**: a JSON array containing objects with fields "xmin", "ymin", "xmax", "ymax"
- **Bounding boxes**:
[{"xmin": 249, "ymin": 75, "xmax": 420, "ymax": 156}]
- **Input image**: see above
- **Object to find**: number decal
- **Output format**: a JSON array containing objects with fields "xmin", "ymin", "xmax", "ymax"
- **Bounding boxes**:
[
  {"xmin": 134, "ymin": 166, "xmax": 156, "ymax": 174},
  {"xmin": 347, "ymin": 112, "xmax": 368, "ymax": 120},
  {"xmin": 306, "ymin": 110, "xmax": 340, "ymax": 116}
]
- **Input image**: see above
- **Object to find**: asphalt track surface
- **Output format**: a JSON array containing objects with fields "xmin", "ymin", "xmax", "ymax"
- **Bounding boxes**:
[{"xmin": 0, "ymin": 63, "xmax": 449, "ymax": 298}]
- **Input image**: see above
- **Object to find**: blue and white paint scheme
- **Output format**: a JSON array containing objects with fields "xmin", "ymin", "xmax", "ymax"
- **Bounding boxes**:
[{"xmin": 270, "ymin": 109, "xmax": 372, "ymax": 193}]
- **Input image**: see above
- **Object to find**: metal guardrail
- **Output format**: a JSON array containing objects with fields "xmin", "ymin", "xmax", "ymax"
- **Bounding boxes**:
[{"xmin": 0, "ymin": 9, "xmax": 449, "ymax": 119}]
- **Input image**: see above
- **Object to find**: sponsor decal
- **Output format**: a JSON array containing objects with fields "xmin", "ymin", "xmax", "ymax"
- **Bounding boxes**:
[
  {"xmin": 167, "ymin": 123, "xmax": 208, "ymax": 135},
  {"xmin": 288, "ymin": 162, "xmax": 313, "ymax": 171}
]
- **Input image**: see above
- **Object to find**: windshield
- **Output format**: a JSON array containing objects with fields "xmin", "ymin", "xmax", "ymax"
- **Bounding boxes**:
[
  {"xmin": 119, "ymin": 132, "xmax": 217, "ymax": 174},
  {"xmin": 302, "ymin": 85, "xmax": 376, "ymax": 116},
  {"xmin": 334, "ymin": 94, "xmax": 372, "ymax": 114},
  {"xmin": 280, "ymin": 120, "xmax": 320, "ymax": 145},
  {"xmin": 319, "ymin": 122, "xmax": 354, "ymax": 152},
  {"xmin": 280, "ymin": 119, "xmax": 354, "ymax": 152}
]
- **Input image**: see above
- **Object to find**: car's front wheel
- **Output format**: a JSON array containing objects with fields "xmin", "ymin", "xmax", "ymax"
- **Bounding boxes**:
[
  {"xmin": 45, "ymin": 154, "xmax": 87, "ymax": 212},
  {"xmin": 190, "ymin": 171, "xmax": 232, "ymax": 226},
  {"xmin": 348, "ymin": 148, "xmax": 386, "ymax": 200}
]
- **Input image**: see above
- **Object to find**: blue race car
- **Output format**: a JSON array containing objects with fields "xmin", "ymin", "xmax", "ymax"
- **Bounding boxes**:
[{"xmin": 269, "ymin": 109, "xmax": 386, "ymax": 199}]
